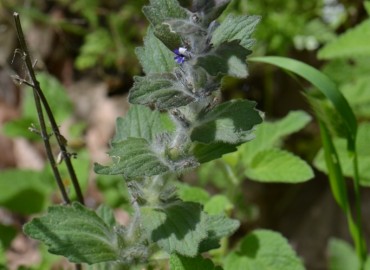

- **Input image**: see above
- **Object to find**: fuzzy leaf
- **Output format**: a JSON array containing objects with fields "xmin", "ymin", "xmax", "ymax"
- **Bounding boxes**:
[
  {"xmin": 154, "ymin": 23, "xmax": 183, "ymax": 51},
  {"xmin": 141, "ymin": 201, "xmax": 208, "ymax": 257},
  {"xmin": 239, "ymin": 111, "xmax": 312, "ymax": 164},
  {"xmin": 177, "ymin": 183, "xmax": 210, "ymax": 204},
  {"xmin": 113, "ymin": 105, "xmax": 164, "ymax": 144},
  {"xmin": 23, "ymin": 202, "xmax": 119, "ymax": 264},
  {"xmin": 212, "ymin": 15, "xmax": 261, "ymax": 50},
  {"xmin": 224, "ymin": 230, "xmax": 305, "ymax": 270},
  {"xmin": 192, "ymin": 142, "xmax": 238, "ymax": 163},
  {"xmin": 204, "ymin": 195, "xmax": 233, "ymax": 215},
  {"xmin": 198, "ymin": 214, "xmax": 240, "ymax": 253},
  {"xmin": 129, "ymin": 74, "xmax": 195, "ymax": 110},
  {"xmin": 96, "ymin": 205, "xmax": 116, "ymax": 228},
  {"xmin": 193, "ymin": 0, "xmax": 231, "ymax": 24},
  {"xmin": 245, "ymin": 149, "xmax": 314, "ymax": 183},
  {"xmin": 328, "ymin": 238, "xmax": 359, "ymax": 270},
  {"xmin": 94, "ymin": 138, "xmax": 170, "ymax": 178},
  {"xmin": 314, "ymin": 123, "xmax": 370, "ymax": 186},
  {"xmin": 196, "ymin": 41, "xmax": 251, "ymax": 78},
  {"xmin": 318, "ymin": 19, "xmax": 370, "ymax": 59},
  {"xmin": 170, "ymin": 254, "xmax": 222, "ymax": 270},
  {"xmin": 191, "ymin": 99, "xmax": 263, "ymax": 144},
  {"xmin": 136, "ymin": 27, "xmax": 176, "ymax": 74},
  {"xmin": 143, "ymin": 0, "xmax": 188, "ymax": 26}
]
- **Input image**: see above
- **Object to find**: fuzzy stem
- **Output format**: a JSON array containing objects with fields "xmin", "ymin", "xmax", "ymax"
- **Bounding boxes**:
[{"xmin": 13, "ymin": 12, "xmax": 85, "ymax": 205}]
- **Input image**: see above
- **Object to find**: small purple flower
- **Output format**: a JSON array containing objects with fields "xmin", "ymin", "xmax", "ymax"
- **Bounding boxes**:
[{"xmin": 174, "ymin": 47, "xmax": 187, "ymax": 64}]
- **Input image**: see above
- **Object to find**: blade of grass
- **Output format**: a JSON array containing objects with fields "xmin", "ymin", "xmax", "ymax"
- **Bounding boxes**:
[{"xmin": 250, "ymin": 56, "xmax": 366, "ymax": 267}]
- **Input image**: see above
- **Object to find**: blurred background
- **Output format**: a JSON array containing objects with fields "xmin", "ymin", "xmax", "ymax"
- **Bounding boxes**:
[{"xmin": 0, "ymin": 0, "xmax": 369, "ymax": 269}]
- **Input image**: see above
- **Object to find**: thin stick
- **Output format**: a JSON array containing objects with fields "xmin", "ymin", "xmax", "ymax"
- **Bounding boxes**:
[{"xmin": 13, "ymin": 12, "xmax": 85, "ymax": 205}]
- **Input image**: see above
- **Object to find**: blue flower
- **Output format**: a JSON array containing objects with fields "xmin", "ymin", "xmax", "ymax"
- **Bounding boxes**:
[{"xmin": 174, "ymin": 47, "xmax": 187, "ymax": 64}]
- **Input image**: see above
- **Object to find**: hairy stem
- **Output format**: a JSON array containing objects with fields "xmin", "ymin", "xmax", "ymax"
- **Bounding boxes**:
[{"xmin": 13, "ymin": 12, "xmax": 85, "ymax": 205}]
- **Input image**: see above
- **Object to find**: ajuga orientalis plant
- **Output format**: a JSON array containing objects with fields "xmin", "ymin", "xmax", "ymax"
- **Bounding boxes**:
[{"xmin": 24, "ymin": 0, "xmax": 266, "ymax": 268}]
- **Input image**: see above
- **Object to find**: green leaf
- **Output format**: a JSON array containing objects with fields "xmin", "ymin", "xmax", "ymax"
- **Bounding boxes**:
[
  {"xmin": 191, "ymin": 99, "xmax": 263, "ymax": 144},
  {"xmin": 196, "ymin": 41, "xmax": 251, "ymax": 78},
  {"xmin": 198, "ymin": 214, "xmax": 240, "ymax": 253},
  {"xmin": 193, "ymin": 0, "xmax": 231, "ymax": 25},
  {"xmin": 170, "ymin": 254, "xmax": 222, "ymax": 270},
  {"xmin": 340, "ymin": 77, "xmax": 370, "ymax": 118},
  {"xmin": 328, "ymin": 238, "xmax": 359, "ymax": 270},
  {"xmin": 143, "ymin": 0, "xmax": 188, "ymax": 26},
  {"xmin": 153, "ymin": 23, "xmax": 183, "ymax": 51},
  {"xmin": 23, "ymin": 202, "xmax": 119, "ymax": 264},
  {"xmin": 141, "ymin": 201, "xmax": 208, "ymax": 257},
  {"xmin": 314, "ymin": 123, "xmax": 370, "ymax": 186},
  {"xmin": 245, "ymin": 149, "xmax": 314, "ymax": 183},
  {"xmin": 318, "ymin": 19, "xmax": 370, "ymax": 59},
  {"xmin": 212, "ymin": 15, "xmax": 261, "ymax": 50},
  {"xmin": 239, "ymin": 110, "xmax": 312, "ymax": 163},
  {"xmin": 136, "ymin": 27, "xmax": 176, "ymax": 74},
  {"xmin": 94, "ymin": 138, "xmax": 170, "ymax": 178},
  {"xmin": 2, "ymin": 118, "xmax": 39, "ymax": 140},
  {"xmin": 113, "ymin": 105, "xmax": 165, "ymax": 144},
  {"xmin": 0, "ymin": 170, "xmax": 50, "ymax": 215},
  {"xmin": 129, "ymin": 74, "xmax": 195, "ymax": 110},
  {"xmin": 250, "ymin": 56, "xmax": 357, "ymax": 152},
  {"xmin": 224, "ymin": 229, "xmax": 305, "ymax": 270},
  {"xmin": 204, "ymin": 195, "xmax": 233, "ymax": 215},
  {"xmin": 177, "ymin": 183, "xmax": 210, "ymax": 204},
  {"xmin": 192, "ymin": 142, "xmax": 238, "ymax": 163},
  {"xmin": 96, "ymin": 204, "xmax": 116, "ymax": 228},
  {"xmin": 0, "ymin": 224, "xmax": 17, "ymax": 249}
]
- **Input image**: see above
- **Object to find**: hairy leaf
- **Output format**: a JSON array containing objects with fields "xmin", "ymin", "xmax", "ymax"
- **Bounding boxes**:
[
  {"xmin": 113, "ymin": 105, "xmax": 164, "ymax": 144},
  {"xmin": 204, "ymin": 195, "xmax": 233, "ymax": 215},
  {"xmin": 328, "ymin": 238, "xmax": 359, "ymax": 270},
  {"xmin": 224, "ymin": 230, "xmax": 305, "ymax": 270},
  {"xmin": 318, "ymin": 19, "xmax": 370, "ymax": 59},
  {"xmin": 192, "ymin": 142, "xmax": 238, "ymax": 163},
  {"xmin": 177, "ymin": 183, "xmax": 210, "ymax": 204},
  {"xmin": 129, "ymin": 74, "xmax": 195, "ymax": 110},
  {"xmin": 170, "ymin": 254, "xmax": 222, "ymax": 270},
  {"xmin": 212, "ymin": 15, "xmax": 261, "ymax": 50},
  {"xmin": 245, "ymin": 149, "xmax": 314, "ymax": 183},
  {"xmin": 136, "ymin": 27, "xmax": 176, "ymax": 74},
  {"xmin": 143, "ymin": 0, "xmax": 188, "ymax": 26},
  {"xmin": 196, "ymin": 41, "xmax": 251, "ymax": 78},
  {"xmin": 191, "ymin": 99, "xmax": 263, "ymax": 144},
  {"xmin": 94, "ymin": 138, "xmax": 170, "ymax": 178},
  {"xmin": 141, "ymin": 201, "xmax": 208, "ymax": 257},
  {"xmin": 154, "ymin": 23, "xmax": 183, "ymax": 51},
  {"xmin": 193, "ymin": 0, "xmax": 231, "ymax": 25},
  {"xmin": 23, "ymin": 202, "xmax": 119, "ymax": 264}
]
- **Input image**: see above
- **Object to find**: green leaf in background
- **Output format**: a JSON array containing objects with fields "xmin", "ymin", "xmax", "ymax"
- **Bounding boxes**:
[
  {"xmin": 96, "ymin": 175, "xmax": 131, "ymax": 209},
  {"xmin": 94, "ymin": 138, "xmax": 170, "ymax": 178},
  {"xmin": 196, "ymin": 41, "xmax": 250, "ymax": 78},
  {"xmin": 318, "ymin": 19, "xmax": 370, "ymax": 60},
  {"xmin": 204, "ymin": 194, "xmax": 233, "ymax": 215},
  {"xmin": 191, "ymin": 99, "xmax": 263, "ymax": 144},
  {"xmin": 0, "ymin": 224, "xmax": 17, "ymax": 249},
  {"xmin": 224, "ymin": 229, "xmax": 305, "ymax": 270},
  {"xmin": 239, "ymin": 110, "xmax": 312, "ymax": 164},
  {"xmin": 2, "ymin": 117, "xmax": 39, "ymax": 140},
  {"xmin": 177, "ymin": 183, "xmax": 210, "ymax": 205},
  {"xmin": 328, "ymin": 238, "xmax": 359, "ymax": 270},
  {"xmin": 136, "ymin": 27, "xmax": 176, "ymax": 74},
  {"xmin": 113, "ymin": 105, "xmax": 165, "ymax": 144},
  {"xmin": 211, "ymin": 14, "xmax": 261, "ymax": 50},
  {"xmin": 0, "ymin": 170, "xmax": 50, "ymax": 215},
  {"xmin": 340, "ymin": 77, "xmax": 370, "ymax": 118},
  {"xmin": 23, "ymin": 202, "xmax": 119, "ymax": 264},
  {"xmin": 245, "ymin": 149, "xmax": 314, "ymax": 183},
  {"xmin": 314, "ymin": 123, "xmax": 370, "ymax": 186},
  {"xmin": 129, "ymin": 74, "xmax": 195, "ymax": 110},
  {"xmin": 141, "ymin": 201, "xmax": 208, "ymax": 257},
  {"xmin": 143, "ymin": 0, "xmax": 188, "ymax": 26},
  {"xmin": 170, "ymin": 254, "xmax": 222, "ymax": 270}
]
